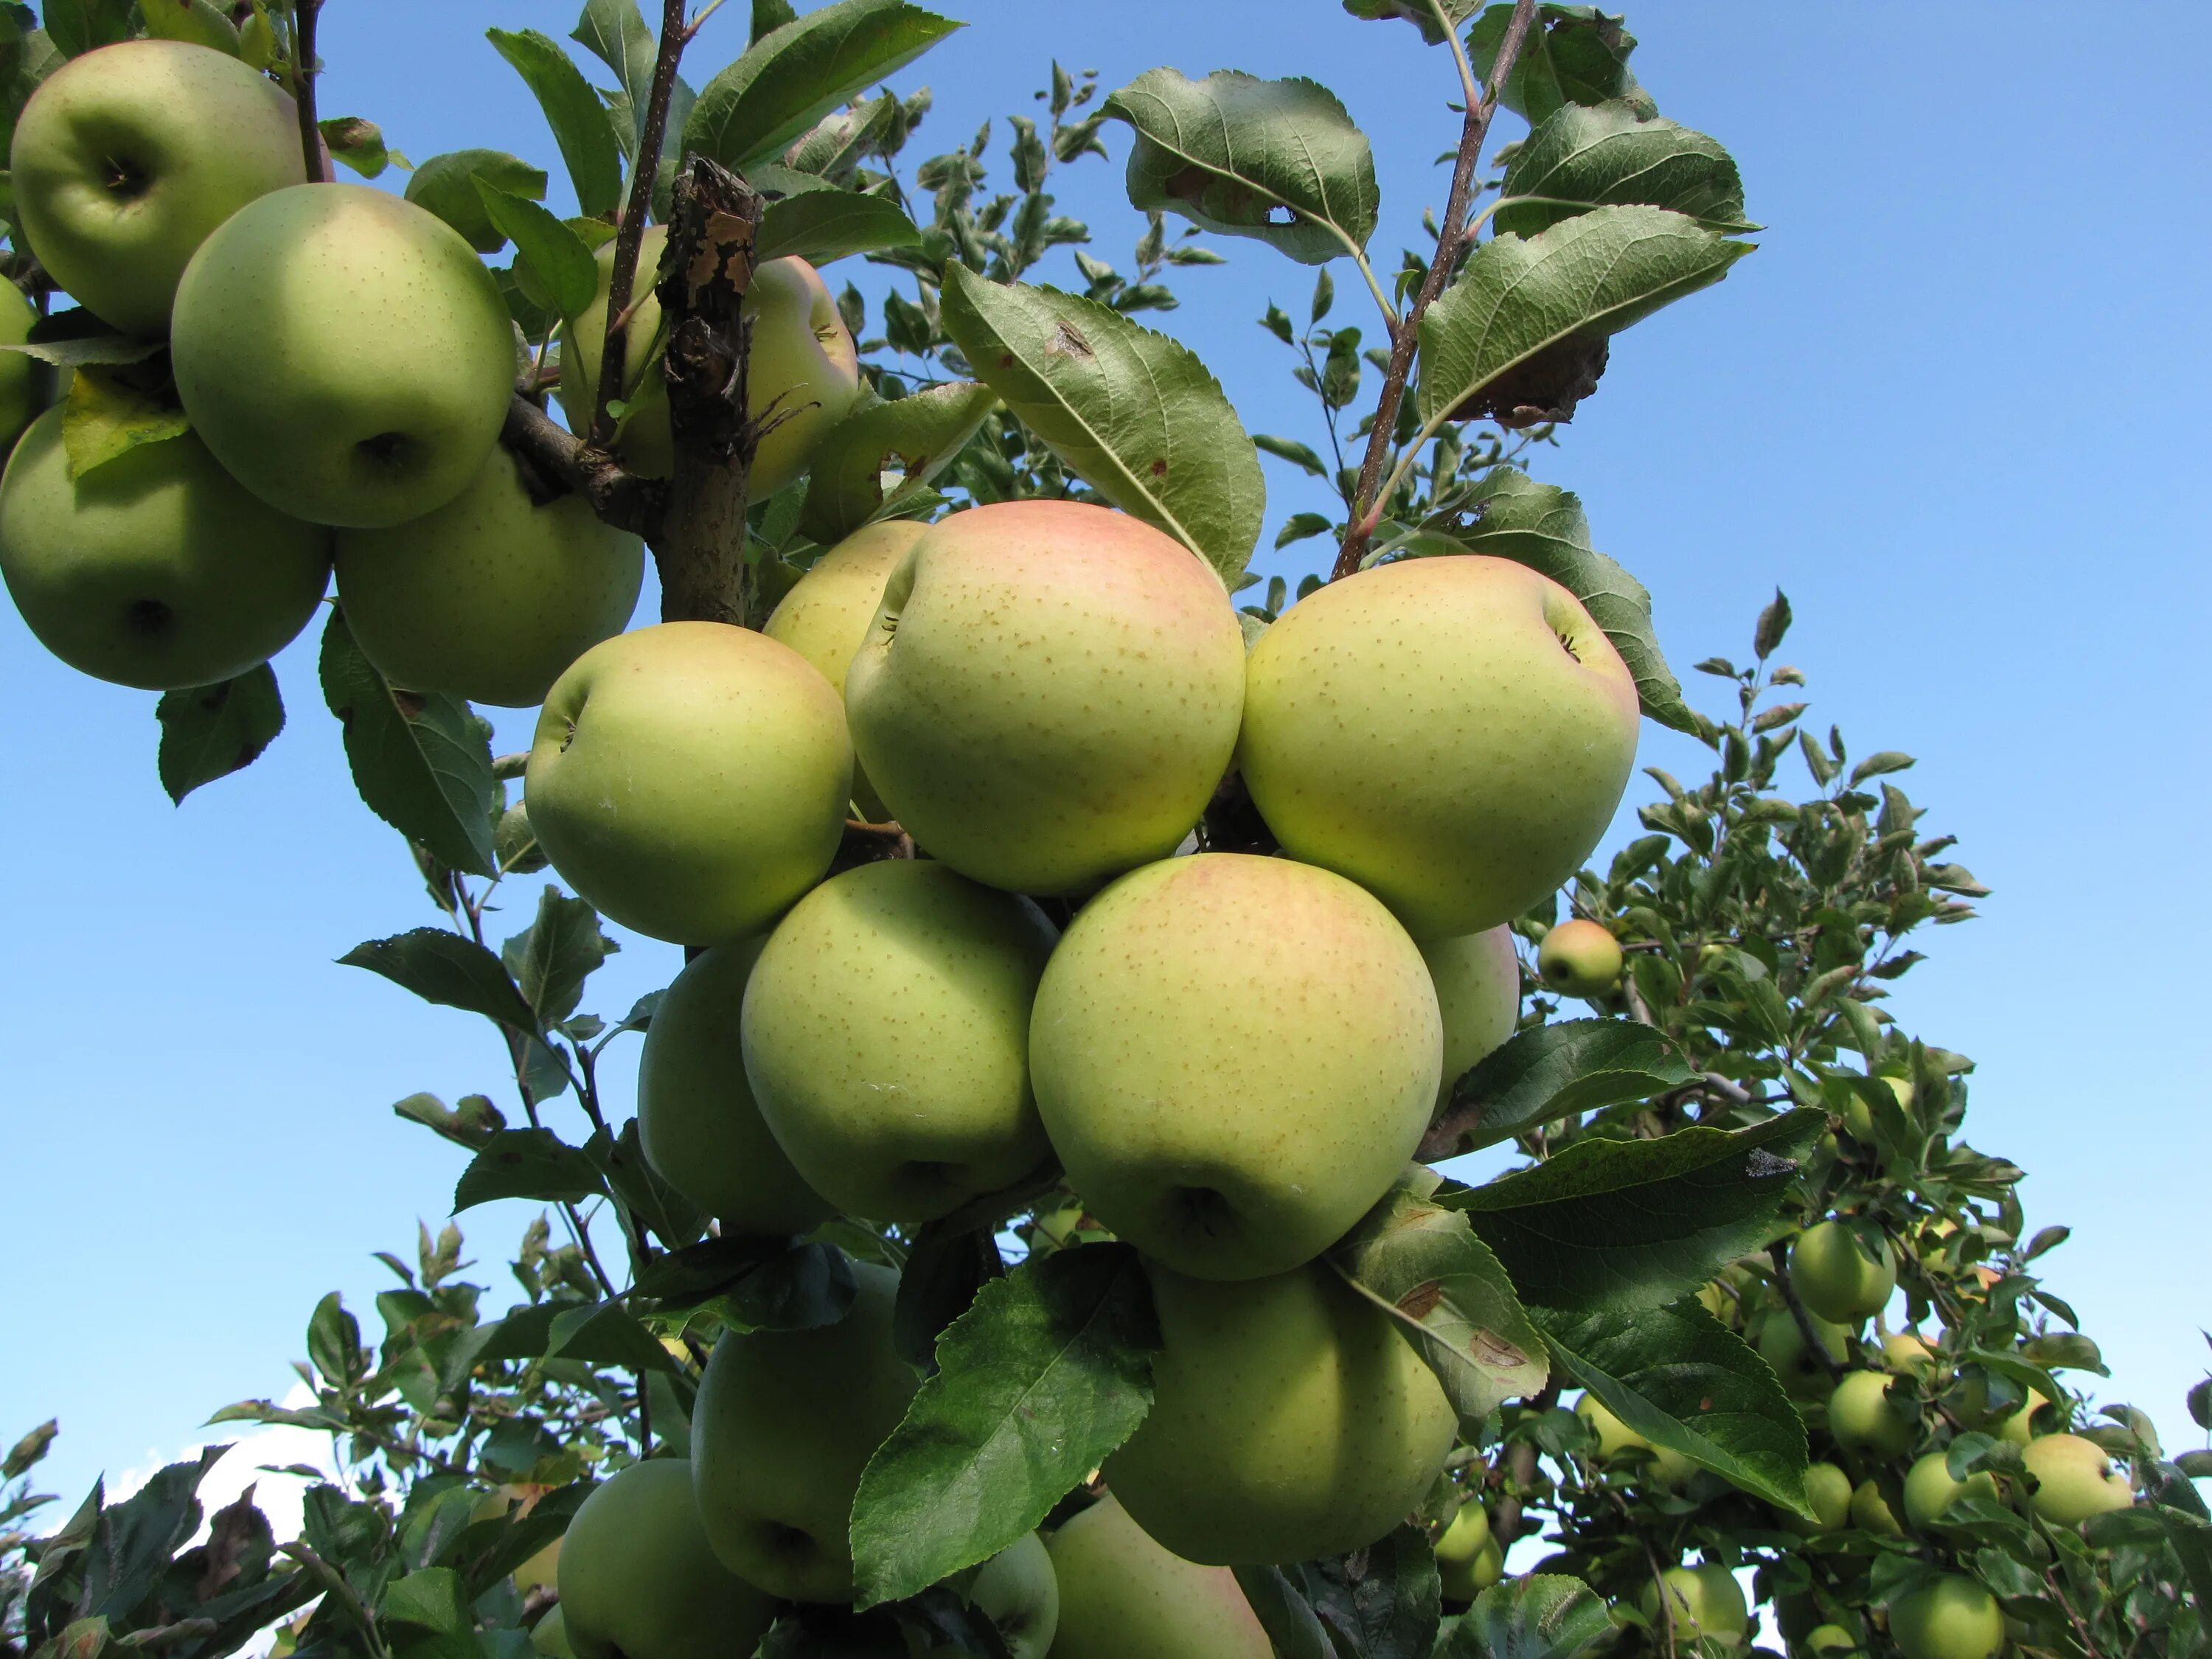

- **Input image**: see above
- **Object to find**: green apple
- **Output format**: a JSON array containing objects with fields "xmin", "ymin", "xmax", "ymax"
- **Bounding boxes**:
[
  {"xmin": 1902, "ymin": 1451, "xmax": 2000, "ymax": 1528},
  {"xmin": 1103, "ymin": 1259, "xmax": 1455, "ymax": 1565},
  {"xmin": 1576, "ymin": 1394, "xmax": 1693, "ymax": 1487},
  {"xmin": 742, "ymin": 858, "xmax": 1057, "ymax": 1222},
  {"xmin": 1238, "ymin": 555, "xmax": 1640, "ymax": 939},
  {"xmin": 1786, "ymin": 1461, "xmax": 1852, "ymax": 1533},
  {"xmin": 1030, "ymin": 852, "xmax": 1441, "ymax": 1280},
  {"xmin": 172, "ymin": 184, "xmax": 515, "ymax": 528},
  {"xmin": 965, "ymin": 1531, "xmax": 1057, "ymax": 1659},
  {"xmin": 1829, "ymin": 1370, "xmax": 1916, "ymax": 1460},
  {"xmin": 556, "ymin": 1459, "xmax": 776, "ymax": 1659},
  {"xmin": 692, "ymin": 1260, "xmax": 919, "ymax": 1602},
  {"xmin": 1883, "ymin": 1331, "xmax": 1938, "ymax": 1381},
  {"xmin": 1849, "ymin": 1477, "xmax": 1903, "ymax": 1536},
  {"xmin": 11, "ymin": 40, "xmax": 307, "ymax": 337},
  {"xmin": 1950, "ymin": 1370, "xmax": 2050, "ymax": 1441},
  {"xmin": 0, "ymin": 282, "xmax": 47, "ymax": 457},
  {"xmin": 333, "ymin": 447, "xmax": 642, "ymax": 707},
  {"xmin": 1803, "ymin": 1625, "xmax": 1859, "ymax": 1657},
  {"xmin": 764, "ymin": 518, "xmax": 927, "ymax": 818},
  {"xmin": 636, "ymin": 939, "xmax": 836, "ymax": 1236},
  {"xmin": 1044, "ymin": 1495, "xmax": 1270, "ymax": 1659},
  {"xmin": 2021, "ymin": 1432, "xmax": 2132, "ymax": 1526},
  {"xmin": 1639, "ymin": 1564, "xmax": 1747, "ymax": 1646},
  {"xmin": 1790, "ymin": 1220, "xmax": 1896, "ymax": 1324},
  {"xmin": 844, "ymin": 499, "xmax": 1247, "ymax": 895},
  {"xmin": 0, "ymin": 411, "xmax": 329, "ymax": 689},
  {"xmin": 1537, "ymin": 918, "xmax": 1622, "ymax": 998},
  {"xmin": 528, "ymin": 1607, "xmax": 572, "ymax": 1659},
  {"xmin": 1433, "ymin": 1501, "xmax": 1496, "ymax": 1602},
  {"xmin": 1420, "ymin": 925, "xmax": 1519, "ymax": 1110},
  {"xmin": 524, "ymin": 622, "xmax": 852, "ymax": 945},
  {"xmin": 1756, "ymin": 1306, "xmax": 1848, "ymax": 1400},
  {"xmin": 560, "ymin": 232, "xmax": 860, "ymax": 494},
  {"xmin": 1888, "ymin": 1575, "xmax": 2003, "ymax": 1659}
]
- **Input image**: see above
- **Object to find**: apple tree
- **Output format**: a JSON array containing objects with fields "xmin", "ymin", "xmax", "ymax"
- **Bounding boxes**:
[{"xmin": 0, "ymin": 2, "xmax": 2205, "ymax": 1658}]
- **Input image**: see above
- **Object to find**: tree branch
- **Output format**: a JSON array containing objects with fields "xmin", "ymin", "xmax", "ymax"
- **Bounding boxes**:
[
  {"xmin": 1331, "ymin": 0, "xmax": 1537, "ymax": 580},
  {"xmin": 503, "ymin": 394, "xmax": 665, "ymax": 535},
  {"xmin": 594, "ymin": 0, "xmax": 692, "ymax": 449},
  {"xmin": 289, "ymin": 0, "xmax": 324, "ymax": 184}
]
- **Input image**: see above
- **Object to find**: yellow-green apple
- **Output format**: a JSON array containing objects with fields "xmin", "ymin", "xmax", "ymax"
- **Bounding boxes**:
[
  {"xmin": 1420, "ymin": 925, "xmax": 1518, "ymax": 1110},
  {"xmin": 1537, "ymin": 918, "xmax": 1622, "ymax": 997},
  {"xmin": 1639, "ymin": 1564, "xmax": 1747, "ymax": 1646},
  {"xmin": 10, "ymin": 41, "xmax": 307, "ymax": 336},
  {"xmin": 741, "ymin": 859, "xmax": 1057, "ymax": 1222},
  {"xmin": 763, "ymin": 518, "xmax": 927, "ymax": 818},
  {"xmin": 2021, "ymin": 1433, "xmax": 2132, "ymax": 1525},
  {"xmin": 1903, "ymin": 1451, "xmax": 2000, "ymax": 1528},
  {"xmin": 1029, "ymin": 853, "xmax": 1440, "ymax": 1279},
  {"xmin": 1784, "ymin": 1461, "xmax": 1852, "ymax": 1533},
  {"xmin": 1804, "ymin": 1624, "xmax": 1859, "ymax": 1655},
  {"xmin": 1888, "ymin": 1576, "xmax": 2003, "ymax": 1659},
  {"xmin": 1238, "ymin": 556, "xmax": 1639, "ymax": 939},
  {"xmin": 1950, "ymin": 1369, "xmax": 2050, "ymax": 1441},
  {"xmin": 171, "ymin": 184, "xmax": 514, "ymax": 527},
  {"xmin": 964, "ymin": 1531, "xmax": 1058, "ymax": 1659},
  {"xmin": 1044, "ymin": 1495, "xmax": 1270, "ymax": 1659},
  {"xmin": 0, "ymin": 282, "xmax": 46, "ymax": 456},
  {"xmin": 333, "ymin": 448, "xmax": 641, "ymax": 706},
  {"xmin": 556, "ymin": 1459, "xmax": 776, "ymax": 1659},
  {"xmin": 636, "ymin": 940, "xmax": 836, "ymax": 1236},
  {"xmin": 524, "ymin": 622, "xmax": 851, "ymax": 945},
  {"xmin": 0, "ymin": 411, "xmax": 329, "ymax": 689},
  {"xmin": 1433, "ymin": 1501, "xmax": 1495, "ymax": 1601},
  {"xmin": 560, "ymin": 232, "xmax": 860, "ymax": 493},
  {"xmin": 1829, "ymin": 1370, "xmax": 1916, "ymax": 1460},
  {"xmin": 1883, "ymin": 1331, "xmax": 1939, "ymax": 1380},
  {"xmin": 1576, "ymin": 1394, "xmax": 1692, "ymax": 1487},
  {"xmin": 692, "ymin": 1261, "xmax": 918, "ymax": 1602},
  {"xmin": 1849, "ymin": 1477, "xmax": 1903, "ymax": 1536},
  {"xmin": 1103, "ymin": 1259, "xmax": 1455, "ymax": 1565},
  {"xmin": 1996, "ymin": 1389, "xmax": 2052, "ymax": 1447},
  {"xmin": 1790, "ymin": 1220, "xmax": 1896, "ymax": 1323},
  {"xmin": 467, "ymin": 1486, "xmax": 560, "ymax": 1592},
  {"xmin": 528, "ymin": 1608, "xmax": 572, "ymax": 1659},
  {"xmin": 844, "ymin": 500, "xmax": 1246, "ymax": 895},
  {"xmin": 1756, "ymin": 1303, "xmax": 1848, "ymax": 1400}
]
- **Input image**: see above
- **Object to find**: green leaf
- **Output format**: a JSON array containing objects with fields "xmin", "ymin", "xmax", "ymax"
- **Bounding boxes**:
[
  {"xmin": 1535, "ymin": 1298, "xmax": 1810, "ymax": 1512},
  {"xmin": 1330, "ymin": 1172, "xmax": 1549, "ymax": 1425},
  {"xmin": 1447, "ymin": 1111, "xmax": 1821, "ymax": 1313},
  {"xmin": 473, "ymin": 181, "xmax": 601, "ymax": 319},
  {"xmin": 1103, "ymin": 69, "xmax": 1378, "ymax": 263},
  {"xmin": 136, "ymin": 0, "xmax": 239, "ymax": 53},
  {"xmin": 1231, "ymin": 1566, "xmax": 1336, "ymax": 1659},
  {"xmin": 1467, "ymin": 4, "xmax": 1656, "ymax": 126},
  {"xmin": 404, "ymin": 150, "xmax": 551, "ymax": 254},
  {"xmin": 381, "ymin": 1569, "xmax": 467, "ymax": 1635},
  {"xmin": 307, "ymin": 1291, "xmax": 363, "ymax": 1386},
  {"xmin": 1499, "ymin": 102, "xmax": 1754, "ymax": 237},
  {"xmin": 684, "ymin": 0, "xmax": 961, "ymax": 173},
  {"xmin": 570, "ymin": 0, "xmax": 658, "ymax": 118},
  {"xmin": 60, "ymin": 363, "xmax": 188, "ymax": 480},
  {"xmin": 154, "ymin": 666, "xmax": 285, "ymax": 805},
  {"xmin": 1439, "ymin": 1575, "xmax": 1615, "ymax": 1659},
  {"xmin": 2157, "ymin": 1505, "xmax": 2212, "ymax": 1609},
  {"xmin": 797, "ymin": 380, "xmax": 997, "ymax": 543},
  {"xmin": 1430, "ymin": 1015, "xmax": 1694, "ymax": 1154},
  {"xmin": 1302, "ymin": 1528, "xmax": 1441, "ymax": 1659},
  {"xmin": 39, "ymin": 0, "xmax": 130, "ymax": 57},
  {"xmin": 546, "ymin": 1301, "xmax": 678, "ymax": 1371},
  {"xmin": 319, "ymin": 611, "xmax": 500, "ymax": 877},
  {"xmin": 849, "ymin": 1243, "xmax": 1159, "ymax": 1609},
  {"xmin": 319, "ymin": 116, "xmax": 392, "ymax": 180},
  {"xmin": 0, "ymin": 333, "xmax": 159, "ymax": 369},
  {"xmin": 757, "ymin": 186, "xmax": 922, "ymax": 265},
  {"xmin": 339, "ymin": 928, "xmax": 538, "ymax": 1032},
  {"xmin": 588, "ymin": 1119, "xmax": 707, "ymax": 1249},
  {"xmin": 501, "ymin": 887, "xmax": 619, "ymax": 1026},
  {"xmin": 486, "ymin": 28, "xmax": 625, "ymax": 218},
  {"xmin": 1253, "ymin": 434, "xmax": 1328, "ymax": 476},
  {"xmin": 1416, "ymin": 206, "xmax": 1752, "ymax": 428},
  {"xmin": 939, "ymin": 263, "xmax": 1266, "ymax": 582},
  {"xmin": 453, "ymin": 1128, "xmax": 609, "ymax": 1211}
]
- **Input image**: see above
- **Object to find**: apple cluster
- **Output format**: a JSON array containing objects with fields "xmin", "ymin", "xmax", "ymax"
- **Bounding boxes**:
[{"xmin": 0, "ymin": 38, "xmax": 861, "ymax": 708}]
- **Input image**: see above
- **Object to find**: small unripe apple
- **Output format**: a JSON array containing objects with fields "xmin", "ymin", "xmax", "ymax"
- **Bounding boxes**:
[
  {"xmin": 0, "ymin": 282, "xmax": 46, "ymax": 457},
  {"xmin": 0, "ymin": 411, "xmax": 330, "ymax": 689},
  {"xmin": 741, "ymin": 859, "xmax": 1058, "ymax": 1222},
  {"xmin": 11, "ymin": 40, "xmax": 307, "ymax": 335},
  {"xmin": 1238, "ymin": 555, "xmax": 1640, "ymax": 939},
  {"xmin": 1829, "ymin": 1370, "xmax": 1915, "ymax": 1460},
  {"xmin": 1804, "ymin": 1624, "xmax": 1859, "ymax": 1656},
  {"xmin": 1576, "ymin": 1393, "xmax": 1693, "ymax": 1486},
  {"xmin": 1537, "ymin": 918, "xmax": 1623, "ymax": 997},
  {"xmin": 1849, "ymin": 1477, "xmax": 1903, "ymax": 1537},
  {"xmin": 557, "ymin": 1459, "xmax": 776, "ymax": 1659},
  {"xmin": 1756, "ymin": 1304, "xmax": 1849, "ymax": 1399},
  {"xmin": 2020, "ymin": 1433, "xmax": 2132, "ymax": 1526},
  {"xmin": 964, "ymin": 1531, "xmax": 1058, "ymax": 1659},
  {"xmin": 528, "ymin": 1608, "xmax": 572, "ymax": 1659},
  {"xmin": 524, "ymin": 622, "xmax": 852, "ymax": 945},
  {"xmin": 1784, "ymin": 1461, "xmax": 1852, "ymax": 1533},
  {"xmin": 1639, "ymin": 1564, "xmax": 1747, "ymax": 1646},
  {"xmin": 1433, "ymin": 1501, "xmax": 1498, "ymax": 1602},
  {"xmin": 1031, "ymin": 852, "xmax": 1441, "ymax": 1280},
  {"xmin": 1888, "ymin": 1575, "xmax": 2003, "ymax": 1659},
  {"xmin": 1883, "ymin": 1331, "xmax": 1939, "ymax": 1380},
  {"xmin": 1421, "ymin": 925, "xmax": 1519, "ymax": 1110},
  {"xmin": 1044, "ymin": 1495, "xmax": 1270, "ymax": 1659},
  {"xmin": 1902, "ymin": 1450, "xmax": 2000, "ymax": 1528},
  {"xmin": 1790, "ymin": 1220, "xmax": 1896, "ymax": 1324},
  {"xmin": 636, "ymin": 940, "xmax": 836, "ymax": 1236},
  {"xmin": 845, "ymin": 500, "xmax": 1247, "ymax": 896}
]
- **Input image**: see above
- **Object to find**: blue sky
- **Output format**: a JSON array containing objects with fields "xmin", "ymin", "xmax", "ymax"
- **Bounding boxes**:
[{"xmin": 4, "ymin": 0, "xmax": 2207, "ymax": 1520}]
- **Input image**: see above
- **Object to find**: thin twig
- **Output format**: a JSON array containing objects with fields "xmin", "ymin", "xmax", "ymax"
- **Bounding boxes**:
[
  {"xmin": 279, "ymin": 1545, "xmax": 392, "ymax": 1659},
  {"xmin": 594, "ymin": 0, "xmax": 692, "ymax": 450},
  {"xmin": 1767, "ymin": 1239, "xmax": 1847, "ymax": 1384},
  {"xmin": 1332, "ymin": 0, "xmax": 1537, "ymax": 579},
  {"xmin": 289, "ymin": 0, "xmax": 324, "ymax": 184}
]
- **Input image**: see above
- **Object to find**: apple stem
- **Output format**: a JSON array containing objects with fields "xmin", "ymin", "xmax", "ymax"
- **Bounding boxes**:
[
  {"xmin": 289, "ymin": 0, "xmax": 324, "ymax": 185},
  {"xmin": 593, "ymin": 0, "xmax": 692, "ymax": 453},
  {"xmin": 1331, "ymin": 0, "xmax": 1537, "ymax": 581}
]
